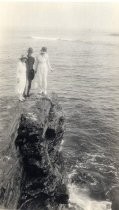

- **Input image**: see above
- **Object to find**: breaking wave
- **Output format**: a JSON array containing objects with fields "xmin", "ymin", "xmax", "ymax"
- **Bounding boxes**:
[
  {"xmin": 28, "ymin": 35, "xmax": 119, "ymax": 47},
  {"xmin": 67, "ymin": 170, "xmax": 112, "ymax": 210},
  {"xmin": 29, "ymin": 36, "xmax": 76, "ymax": 42},
  {"xmin": 68, "ymin": 183, "xmax": 111, "ymax": 210}
]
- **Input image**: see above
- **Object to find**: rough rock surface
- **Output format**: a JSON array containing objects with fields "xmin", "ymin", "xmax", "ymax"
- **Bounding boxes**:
[{"xmin": 0, "ymin": 94, "xmax": 69, "ymax": 210}]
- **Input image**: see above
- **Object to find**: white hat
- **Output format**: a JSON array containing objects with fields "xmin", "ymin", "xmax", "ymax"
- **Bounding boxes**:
[{"xmin": 20, "ymin": 54, "xmax": 27, "ymax": 60}]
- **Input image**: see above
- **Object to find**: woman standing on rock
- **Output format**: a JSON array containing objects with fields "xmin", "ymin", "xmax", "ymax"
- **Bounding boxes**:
[
  {"xmin": 16, "ymin": 55, "xmax": 27, "ymax": 101},
  {"xmin": 35, "ymin": 47, "xmax": 53, "ymax": 95}
]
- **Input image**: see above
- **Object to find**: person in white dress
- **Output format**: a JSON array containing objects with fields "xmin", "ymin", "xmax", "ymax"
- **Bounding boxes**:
[
  {"xmin": 35, "ymin": 47, "xmax": 53, "ymax": 95},
  {"xmin": 16, "ymin": 55, "xmax": 27, "ymax": 101}
]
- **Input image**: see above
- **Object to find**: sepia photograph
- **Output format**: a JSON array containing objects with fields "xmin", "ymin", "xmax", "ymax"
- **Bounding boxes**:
[{"xmin": 0, "ymin": 1, "xmax": 119, "ymax": 209}]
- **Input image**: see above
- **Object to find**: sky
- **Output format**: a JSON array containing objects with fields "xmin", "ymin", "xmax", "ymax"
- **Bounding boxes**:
[{"xmin": 0, "ymin": 2, "xmax": 119, "ymax": 33}]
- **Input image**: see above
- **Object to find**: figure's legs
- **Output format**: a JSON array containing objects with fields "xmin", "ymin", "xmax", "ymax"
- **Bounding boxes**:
[
  {"xmin": 19, "ymin": 94, "xmax": 25, "ymax": 101},
  {"xmin": 27, "ymin": 79, "xmax": 32, "ymax": 96},
  {"xmin": 18, "ymin": 80, "xmax": 26, "ymax": 101},
  {"xmin": 42, "ymin": 73, "xmax": 47, "ymax": 95},
  {"xmin": 39, "ymin": 73, "xmax": 43, "ymax": 94},
  {"xmin": 19, "ymin": 89, "xmax": 25, "ymax": 101},
  {"xmin": 24, "ymin": 79, "xmax": 28, "ymax": 96},
  {"xmin": 25, "ymin": 79, "xmax": 32, "ymax": 96}
]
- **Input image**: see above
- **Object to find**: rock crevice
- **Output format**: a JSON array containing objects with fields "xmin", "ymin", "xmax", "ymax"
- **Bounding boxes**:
[{"xmin": 0, "ymin": 94, "xmax": 69, "ymax": 210}]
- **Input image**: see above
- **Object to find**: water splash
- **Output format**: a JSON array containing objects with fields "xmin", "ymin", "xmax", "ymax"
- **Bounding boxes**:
[{"xmin": 68, "ymin": 183, "xmax": 111, "ymax": 210}]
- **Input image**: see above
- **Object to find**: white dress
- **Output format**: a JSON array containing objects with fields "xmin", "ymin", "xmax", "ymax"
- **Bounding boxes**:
[
  {"xmin": 35, "ymin": 53, "xmax": 51, "ymax": 94},
  {"xmin": 16, "ymin": 61, "xmax": 27, "ymax": 96}
]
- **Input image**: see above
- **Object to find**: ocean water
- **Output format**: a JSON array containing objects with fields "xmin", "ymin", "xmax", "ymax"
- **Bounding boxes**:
[{"xmin": 0, "ymin": 28, "xmax": 119, "ymax": 210}]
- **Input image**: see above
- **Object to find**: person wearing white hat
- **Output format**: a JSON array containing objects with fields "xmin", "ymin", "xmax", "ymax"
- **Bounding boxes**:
[
  {"xmin": 16, "ymin": 55, "xmax": 27, "ymax": 101},
  {"xmin": 35, "ymin": 47, "xmax": 53, "ymax": 95}
]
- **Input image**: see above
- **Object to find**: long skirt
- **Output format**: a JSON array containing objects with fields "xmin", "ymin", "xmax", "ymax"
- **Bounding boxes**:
[{"xmin": 34, "ymin": 64, "xmax": 48, "ymax": 94}]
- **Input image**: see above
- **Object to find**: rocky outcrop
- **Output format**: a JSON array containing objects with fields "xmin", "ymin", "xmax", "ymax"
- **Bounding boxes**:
[{"xmin": 0, "ymin": 93, "xmax": 69, "ymax": 210}]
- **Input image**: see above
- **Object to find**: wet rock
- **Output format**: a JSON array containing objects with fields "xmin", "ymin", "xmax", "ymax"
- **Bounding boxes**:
[
  {"xmin": 109, "ymin": 186, "xmax": 119, "ymax": 210},
  {"xmin": 0, "ymin": 93, "xmax": 69, "ymax": 210}
]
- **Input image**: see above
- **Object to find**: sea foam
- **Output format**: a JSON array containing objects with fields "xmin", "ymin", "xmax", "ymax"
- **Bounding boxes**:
[
  {"xmin": 30, "ymin": 36, "xmax": 75, "ymax": 42},
  {"xmin": 68, "ymin": 183, "xmax": 112, "ymax": 210}
]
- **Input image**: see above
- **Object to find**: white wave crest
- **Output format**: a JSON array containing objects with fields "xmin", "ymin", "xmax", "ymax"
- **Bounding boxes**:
[
  {"xmin": 68, "ymin": 183, "xmax": 112, "ymax": 210},
  {"xmin": 30, "ymin": 36, "xmax": 75, "ymax": 42},
  {"xmin": 31, "ymin": 36, "xmax": 59, "ymax": 40}
]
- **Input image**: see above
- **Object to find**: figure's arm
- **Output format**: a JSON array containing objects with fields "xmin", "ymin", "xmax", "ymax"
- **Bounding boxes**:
[
  {"xmin": 33, "ymin": 57, "xmax": 35, "ymax": 65},
  {"xmin": 46, "ymin": 54, "xmax": 53, "ymax": 71},
  {"xmin": 34, "ymin": 57, "xmax": 39, "ymax": 73},
  {"xmin": 16, "ymin": 62, "xmax": 21, "ymax": 83}
]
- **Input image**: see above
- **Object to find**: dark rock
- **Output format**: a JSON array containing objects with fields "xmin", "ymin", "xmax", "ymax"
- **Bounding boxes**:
[
  {"xmin": 0, "ymin": 94, "xmax": 69, "ymax": 210},
  {"xmin": 108, "ymin": 186, "xmax": 119, "ymax": 210}
]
